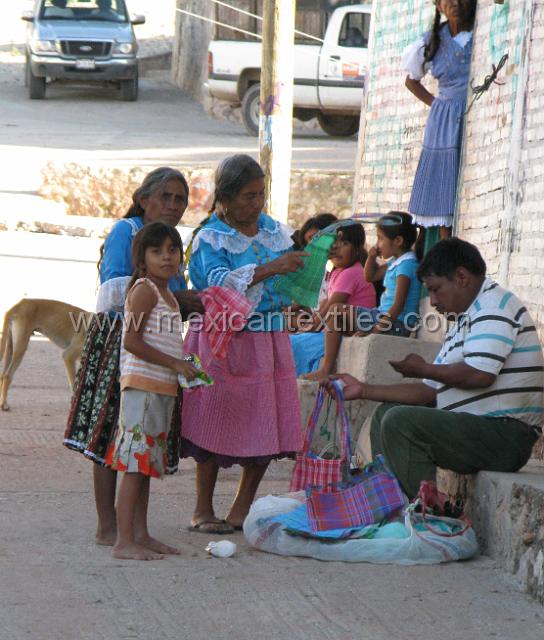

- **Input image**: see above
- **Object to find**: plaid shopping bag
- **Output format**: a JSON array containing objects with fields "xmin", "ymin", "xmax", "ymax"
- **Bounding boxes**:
[
  {"xmin": 306, "ymin": 455, "xmax": 407, "ymax": 532},
  {"xmin": 289, "ymin": 384, "xmax": 350, "ymax": 494}
]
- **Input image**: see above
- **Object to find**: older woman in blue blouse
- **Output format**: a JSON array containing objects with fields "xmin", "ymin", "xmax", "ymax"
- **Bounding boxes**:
[
  {"xmin": 64, "ymin": 167, "xmax": 201, "ymax": 546},
  {"xmin": 182, "ymin": 154, "xmax": 307, "ymax": 534}
]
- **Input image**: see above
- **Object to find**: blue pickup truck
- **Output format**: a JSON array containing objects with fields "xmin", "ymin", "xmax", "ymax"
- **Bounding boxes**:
[{"xmin": 22, "ymin": 0, "xmax": 145, "ymax": 101}]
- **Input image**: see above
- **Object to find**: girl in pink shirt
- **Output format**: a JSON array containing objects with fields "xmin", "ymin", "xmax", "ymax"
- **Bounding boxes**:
[{"xmin": 290, "ymin": 223, "xmax": 376, "ymax": 377}]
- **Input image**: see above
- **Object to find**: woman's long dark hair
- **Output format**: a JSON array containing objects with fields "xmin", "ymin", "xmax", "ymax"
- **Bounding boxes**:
[
  {"xmin": 97, "ymin": 167, "xmax": 189, "ymax": 274},
  {"xmin": 424, "ymin": 0, "xmax": 477, "ymax": 66},
  {"xmin": 377, "ymin": 211, "xmax": 423, "ymax": 261},
  {"xmin": 210, "ymin": 154, "xmax": 265, "ymax": 214},
  {"xmin": 335, "ymin": 223, "xmax": 368, "ymax": 266},
  {"xmin": 127, "ymin": 222, "xmax": 183, "ymax": 292}
]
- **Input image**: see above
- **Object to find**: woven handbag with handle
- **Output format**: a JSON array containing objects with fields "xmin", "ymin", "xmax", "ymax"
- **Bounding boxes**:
[
  {"xmin": 305, "ymin": 382, "xmax": 407, "ymax": 532},
  {"xmin": 289, "ymin": 384, "xmax": 348, "ymax": 494}
]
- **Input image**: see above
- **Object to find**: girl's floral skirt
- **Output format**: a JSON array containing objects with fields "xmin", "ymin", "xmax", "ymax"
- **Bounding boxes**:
[
  {"xmin": 105, "ymin": 389, "xmax": 175, "ymax": 479},
  {"xmin": 63, "ymin": 313, "xmax": 181, "ymax": 474}
]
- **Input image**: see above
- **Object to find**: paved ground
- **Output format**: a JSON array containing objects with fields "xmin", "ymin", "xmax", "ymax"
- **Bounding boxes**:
[
  {"xmin": 0, "ymin": 230, "xmax": 195, "ymax": 319},
  {"xmin": 1, "ymin": 339, "xmax": 544, "ymax": 640},
  {"xmin": 0, "ymin": 0, "xmax": 358, "ymax": 222},
  {"xmin": 2, "ymin": 9, "xmax": 543, "ymax": 636},
  {"xmin": 0, "ymin": 67, "xmax": 358, "ymax": 220},
  {"xmin": 0, "ymin": 231, "xmax": 104, "ymax": 317}
]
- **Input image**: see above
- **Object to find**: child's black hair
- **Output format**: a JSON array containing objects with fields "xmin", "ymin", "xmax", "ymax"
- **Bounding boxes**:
[
  {"xmin": 313, "ymin": 212, "xmax": 339, "ymax": 231},
  {"xmin": 291, "ymin": 229, "xmax": 304, "ymax": 250},
  {"xmin": 335, "ymin": 223, "xmax": 368, "ymax": 266},
  {"xmin": 299, "ymin": 212, "xmax": 339, "ymax": 247},
  {"xmin": 423, "ymin": 0, "xmax": 477, "ymax": 68},
  {"xmin": 377, "ymin": 211, "xmax": 423, "ymax": 260},
  {"xmin": 128, "ymin": 222, "xmax": 183, "ymax": 290}
]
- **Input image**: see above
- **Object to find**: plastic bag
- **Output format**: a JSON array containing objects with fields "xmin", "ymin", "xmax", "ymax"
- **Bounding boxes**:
[
  {"xmin": 243, "ymin": 494, "xmax": 478, "ymax": 565},
  {"xmin": 178, "ymin": 354, "xmax": 213, "ymax": 389}
]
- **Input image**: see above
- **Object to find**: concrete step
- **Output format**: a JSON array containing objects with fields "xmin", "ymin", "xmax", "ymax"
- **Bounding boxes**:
[{"xmin": 463, "ymin": 467, "xmax": 544, "ymax": 604}]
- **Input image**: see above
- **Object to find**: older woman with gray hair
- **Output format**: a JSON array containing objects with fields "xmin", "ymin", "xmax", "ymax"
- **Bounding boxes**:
[
  {"xmin": 64, "ymin": 166, "xmax": 202, "ymax": 546},
  {"xmin": 181, "ymin": 154, "xmax": 307, "ymax": 534}
]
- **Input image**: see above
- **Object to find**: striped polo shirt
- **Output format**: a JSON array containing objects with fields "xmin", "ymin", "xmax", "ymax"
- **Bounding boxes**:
[
  {"xmin": 120, "ymin": 278, "xmax": 183, "ymax": 397},
  {"xmin": 424, "ymin": 278, "xmax": 544, "ymax": 426}
]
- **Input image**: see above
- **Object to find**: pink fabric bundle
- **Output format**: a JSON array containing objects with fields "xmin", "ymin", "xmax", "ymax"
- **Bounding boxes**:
[{"xmin": 199, "ymin": 286, "xmax": 253, "ymax": 359}]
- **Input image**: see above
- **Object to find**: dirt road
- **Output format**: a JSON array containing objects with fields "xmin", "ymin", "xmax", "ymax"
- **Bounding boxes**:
[{"xmin": 1, "ymin": 339, "xmax": 543, "ymax": 640}]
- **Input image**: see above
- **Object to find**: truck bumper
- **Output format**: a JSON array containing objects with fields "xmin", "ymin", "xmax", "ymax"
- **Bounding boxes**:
[
  {"xmin": 30, "ymin": 56, "xmax": 138, "ymax": 81},
  {"xmin": 206, "ymin": 77, "xmax": 240, "ymax": 103}
]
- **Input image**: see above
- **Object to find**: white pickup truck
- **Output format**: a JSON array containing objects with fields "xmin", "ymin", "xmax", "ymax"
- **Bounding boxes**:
[{"xmin": 205, "ymin": 4, "xmax": 371, "ymax": 137}]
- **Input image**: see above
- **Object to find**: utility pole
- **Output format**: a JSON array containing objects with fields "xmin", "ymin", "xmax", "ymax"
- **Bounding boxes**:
[{"xmin": 259, "ymin": 0, "xmax": 296, "ymax": 224}]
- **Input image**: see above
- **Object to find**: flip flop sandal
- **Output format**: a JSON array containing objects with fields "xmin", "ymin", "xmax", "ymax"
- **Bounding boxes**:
[{"xmin": 187, "ymin": 520, "xmax": 234, "ymax": 535}]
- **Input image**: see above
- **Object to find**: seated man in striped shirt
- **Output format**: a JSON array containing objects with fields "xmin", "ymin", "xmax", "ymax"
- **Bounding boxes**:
[{"xmin": 327, "ymin": 238, "xmax": 543, "ymax": 499}]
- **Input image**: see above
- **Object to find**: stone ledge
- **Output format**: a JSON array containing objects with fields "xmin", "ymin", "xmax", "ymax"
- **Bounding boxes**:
[
  {"xmin": 469, "ymin": 468, "xmax": 544, "ymax": 604},
  {"xmin": 0, "ymin": 213, "xmax": 196, "ymax": 243},
  {"xmin": 35, "ymin": 162, "xmax": 355, "ymax": 230},
  {"xmin": 0, "ymin": 211, "xmax": 114, "ymax": 238}
]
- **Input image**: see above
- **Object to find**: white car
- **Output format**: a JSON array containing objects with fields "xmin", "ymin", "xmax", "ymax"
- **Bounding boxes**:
[{"xmin": 205, "ymin": 4, "xmax": 371, "ymax": 137}]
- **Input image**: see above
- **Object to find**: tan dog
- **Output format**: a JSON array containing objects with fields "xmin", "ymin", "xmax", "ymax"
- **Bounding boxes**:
[{"xmin": 0, "ymin": 299, "xmax": 94, "ymax": 411}]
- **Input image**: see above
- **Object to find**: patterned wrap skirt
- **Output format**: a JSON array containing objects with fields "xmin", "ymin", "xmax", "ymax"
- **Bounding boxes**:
[
  {"xmin": 63, "ymin": 313, "xmax": 181, "ymax": 474},
  {"xmin": 181, "ymin": 328, "xmax": 302, "ymax": 468}
]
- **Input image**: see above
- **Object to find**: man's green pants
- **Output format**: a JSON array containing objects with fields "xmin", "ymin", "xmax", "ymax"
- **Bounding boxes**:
[{"xmin": 370, "ymin": 404, "xmax": 539, "ymax": 499}]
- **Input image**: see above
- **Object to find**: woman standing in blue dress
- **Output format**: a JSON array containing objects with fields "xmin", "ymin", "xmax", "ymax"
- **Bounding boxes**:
[{"xmin": 403, "ymin": 0, "xmax": 476, "ymax": 249}]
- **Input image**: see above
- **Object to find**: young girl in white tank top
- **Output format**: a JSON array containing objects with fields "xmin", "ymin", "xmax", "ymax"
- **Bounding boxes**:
[{"xmin": 106, "ymin": 222, "xmax": 198, "ymax": 561}]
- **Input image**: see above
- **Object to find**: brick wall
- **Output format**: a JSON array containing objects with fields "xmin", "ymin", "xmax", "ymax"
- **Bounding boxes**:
[
  {"xmin": 457, "ymin": 0, "xmax": 544, "ymax": 338},
  {"xmin": 353, "ymin": 0, "xmax": 436, "ymax": 215},
  {"xmin": 354, "ymin": 0, "xmax": 544, "ymax": 341}
]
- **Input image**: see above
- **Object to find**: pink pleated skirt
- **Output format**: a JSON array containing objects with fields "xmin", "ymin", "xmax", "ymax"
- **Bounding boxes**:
[{"xmin": 181, "ymin": 328, "xmax": 302, "ymax": 462}]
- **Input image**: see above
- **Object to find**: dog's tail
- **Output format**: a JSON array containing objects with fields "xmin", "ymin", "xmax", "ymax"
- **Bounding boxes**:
[{"xmin": 0, "ymin": 310, "xmax": 13, "ymax": 376}]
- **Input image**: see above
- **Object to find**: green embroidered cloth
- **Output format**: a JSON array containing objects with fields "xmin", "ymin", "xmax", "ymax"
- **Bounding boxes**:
[{"xmin": 275, "ymin": 232, "xmax": 336, "ymax": 308}]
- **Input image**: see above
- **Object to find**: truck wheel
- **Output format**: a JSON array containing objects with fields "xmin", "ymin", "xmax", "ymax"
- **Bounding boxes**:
[
  {"xmin": 241, "ymin": 83, "xmax": 261, "ymax": 136},
  {"xmin": 121, "ymin": 75, "xmax": 138, "ymax": 102},
  {"xmin": 27, "ymin": 61, "xmax": 46, "ymax": 100},
  {"xmin": 317, "ymin": 113, "xmax": 359, "ymax": 137}
]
